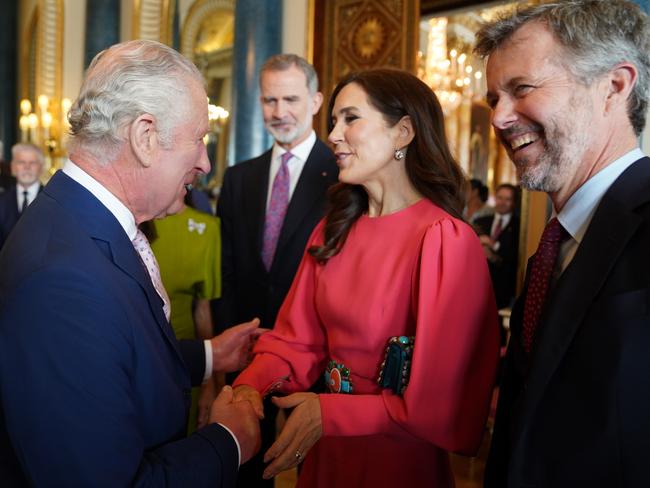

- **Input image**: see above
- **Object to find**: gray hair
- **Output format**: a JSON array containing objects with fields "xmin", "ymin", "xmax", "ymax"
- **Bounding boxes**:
[
  {"xmin": 474, "ymin": 0, "xmax": 650, "ymax": 135},
  {"xmin": 68, "ymin": 40, "xmax": 204, "ymax": 164},
  {"xmin": 259, "ymin": 53, "xmax": 319, "ymax": 94},
  {"xmin": 11, "ymin": 143, "xmax": 44, "ymax": 165}
]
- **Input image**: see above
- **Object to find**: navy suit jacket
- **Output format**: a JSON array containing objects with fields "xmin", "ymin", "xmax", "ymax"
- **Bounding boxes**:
[
  {"xmin": 0, "ymin": 185, "xmax": 42, "ymax": 249},
  {"xmin": 214, "ymin": 138, "xmax": 337, "ymax": 331},
  {"xmin": 485, "ymin": 157, "xmax": 650, "ymax": 487},
  {"xmin": 0, "ymin": 172, "xmax": 238, "ymax": 487}
]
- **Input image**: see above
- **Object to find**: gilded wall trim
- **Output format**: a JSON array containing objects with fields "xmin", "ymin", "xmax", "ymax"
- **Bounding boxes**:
[
  {"xmin": 37, "ymin": 0, "xmax": 63, "ymax": 105},
  {"xmin": 133, "ymin": 0, "xmax": 175, "ymax": 43},
  {"xmin": 181, "ymin": 0, "xmax": 235, "ymax": 61},
  {"xmin": 316, "ymin": 0, "xmax": 420, "ymax": 136}
]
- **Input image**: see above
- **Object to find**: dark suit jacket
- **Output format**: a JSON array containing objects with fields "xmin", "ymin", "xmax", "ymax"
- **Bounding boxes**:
[
  {"xmin": 0, "ymin": 172, "xmax": 238, "ymax": 487},
  {"xmin": 485, "ymin": 157, "xmax": 650, "ymax": 488},
  {"xmin": 475, "ymin": 213, "xmax": 519, "ymax": 309},
  {"xmin": 0, "ymin": 184, "xmax": 42, "ymax": 249},
  {"xmin": 214, "ymin": 138, "xmax": 337, "ymax": 332}
]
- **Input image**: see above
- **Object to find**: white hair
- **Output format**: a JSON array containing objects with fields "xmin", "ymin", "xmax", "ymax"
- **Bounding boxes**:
[
  {"xmin": 68, "ymin": 40, "xmax": 204, "ymax": 164},
  {"xmin": 11, "ymin": 143, "xmax": 44, "ymax": 165}
]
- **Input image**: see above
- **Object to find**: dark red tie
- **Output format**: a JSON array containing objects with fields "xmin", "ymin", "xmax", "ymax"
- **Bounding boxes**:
[
  {"xmin": 522, "ymin": 218, "xmax": 569, "ymax": 353},
  {"xmin": 491, "ymin": 215, "xmax": 503, "ymax": 240}
]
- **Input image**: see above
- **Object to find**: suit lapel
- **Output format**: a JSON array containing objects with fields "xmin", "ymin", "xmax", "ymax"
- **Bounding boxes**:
[
  {"xmin": 276, "ymin": 141, "xmax": 332, "ymax": 254},
  {"xmin": 44, "ymin": 172, "xmax": 183, "ymax": 361},
  {"xmin": 243, "ymin": 151, "xmax": 272, "ymax": 261},
  {"xmin": 517, "ymin": 158, "xmax": 649, "ymax": 430}
]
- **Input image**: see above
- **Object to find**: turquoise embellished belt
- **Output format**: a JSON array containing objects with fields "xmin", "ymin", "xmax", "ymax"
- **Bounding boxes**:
[{"xmin": 324, "ymin": 360, "xmax": 353, "ymax": 393}]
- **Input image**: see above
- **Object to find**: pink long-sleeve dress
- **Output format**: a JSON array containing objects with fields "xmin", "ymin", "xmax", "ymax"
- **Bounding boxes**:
[{"xmin": 235, "ymin": 198, "xmax": 500, "ymax": 487}]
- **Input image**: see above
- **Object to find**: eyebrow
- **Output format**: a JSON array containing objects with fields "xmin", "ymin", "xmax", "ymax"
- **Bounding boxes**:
[{"xmin": 333, "ymin": 106, "xmax": 359, "ymax": 116}]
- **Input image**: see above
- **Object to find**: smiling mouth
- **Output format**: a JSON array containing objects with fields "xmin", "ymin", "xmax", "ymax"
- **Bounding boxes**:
[{"xmin": 510, "ymin": 133, "xmax": 540, "ymax": 151}]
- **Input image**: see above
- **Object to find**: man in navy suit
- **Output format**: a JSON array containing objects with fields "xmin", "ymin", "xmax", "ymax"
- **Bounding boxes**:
[
  {"xmin": 0, "ymin": 40, "xmax": 262, "ymax": 487},
  {"xmin": 476, "ymin": 1, "xmax": 650, "ymax": 486},
  {"xmin": 215, "ymin": 54, "xmax": 337, "ymax": 486},
  {"xmin": 0, "ymin": 143, "xmax": 44, "ymax": 249}
]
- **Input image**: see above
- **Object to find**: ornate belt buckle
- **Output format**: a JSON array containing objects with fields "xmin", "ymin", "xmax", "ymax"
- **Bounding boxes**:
[
  {"xmin": 377, "ymin": 336, "xmax": 414, "ymax": 395},
  {"xmin": 324, "ymin": 360, "xmax": 353, "ymax": 393}
]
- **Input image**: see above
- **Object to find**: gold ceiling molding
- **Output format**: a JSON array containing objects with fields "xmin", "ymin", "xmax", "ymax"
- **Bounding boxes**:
[
  {"xmin": 133, "ymin": 0, "xmax": 177, "ymax": 45},
  {"xmin": 181, "ymin": 0, "xmax": 234, "ymax": 61}
]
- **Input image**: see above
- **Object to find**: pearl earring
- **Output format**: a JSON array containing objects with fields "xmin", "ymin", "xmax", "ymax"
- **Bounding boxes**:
[{"xmin": 394, "ymin": 149, "xmax": 405, "ymax": 160}]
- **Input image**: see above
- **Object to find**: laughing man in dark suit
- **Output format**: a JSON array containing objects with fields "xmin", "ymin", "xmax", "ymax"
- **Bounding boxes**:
[
  {"xmin": 215, "ymin": 54, "xmax": 337, "ymax": 487},
  {"xmin": 476, "ymin": 1, "xmax": 650, "ymax": 486}
]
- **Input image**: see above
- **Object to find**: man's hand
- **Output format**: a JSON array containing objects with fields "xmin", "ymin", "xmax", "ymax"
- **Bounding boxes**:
[
  {"xmin": 262, "ymin": 393, "xmax": 322, "ymax": 479},
  {"xmin": 209, "ymin": 385, "xmax": 261, "ymax": 464},
  {"xmin": 210, "ymin": 318, "xmax": 267, "ymax": 372},
  {"xmin": 232, "ymin": 384, "xmax": 264, "ymax": 419}
]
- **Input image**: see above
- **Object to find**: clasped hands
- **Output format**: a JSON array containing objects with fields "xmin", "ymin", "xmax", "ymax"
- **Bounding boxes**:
[
  {"xmin": 233, "ymin": 385, "xmax": 323, "ymax": 479},
  {"xmin": 200, "ymin": 319, "xmax": 268, "ymax": 463}
]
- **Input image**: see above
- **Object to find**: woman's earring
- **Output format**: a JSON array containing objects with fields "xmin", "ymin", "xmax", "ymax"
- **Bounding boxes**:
[{"xmin": 394, "ymin": 149, "xmax": 405, "ymax": 160}]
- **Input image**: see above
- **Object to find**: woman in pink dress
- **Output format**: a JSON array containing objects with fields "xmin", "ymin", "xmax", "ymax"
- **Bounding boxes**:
[{"xmin": 233, "ymin": 69, "xmax": 500, "ymax": 487}]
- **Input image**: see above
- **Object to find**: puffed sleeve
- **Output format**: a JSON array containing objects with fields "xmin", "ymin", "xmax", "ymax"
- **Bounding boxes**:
[
  {"xmin": 233, "ymin": 221, "xmax": 328, "ymax": 395},
  {"xmin": 318, "ymin": 218, "xmax": 500, "ymax": 455}
]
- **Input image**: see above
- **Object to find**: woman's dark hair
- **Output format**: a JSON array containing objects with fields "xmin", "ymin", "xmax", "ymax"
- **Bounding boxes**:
[{"xmin": 309, "ymin": 68, "xmax": 467, "ymax": 263}]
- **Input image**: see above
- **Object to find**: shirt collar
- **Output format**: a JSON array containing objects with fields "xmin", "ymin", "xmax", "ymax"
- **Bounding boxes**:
[
  {"xmin": 17, "ymin": 181, "xmax": 41, "ymax": 199},
  {"xmin": 557, "ymin": 148, "xmax": 644, "ymax": 245},
  {"xmin": 62, "ymin": 159, "xmax": 138, "ymax": 240},
  {"xmin": 272, "ymin": 130, "xmax": 317, "ymax": 163}
]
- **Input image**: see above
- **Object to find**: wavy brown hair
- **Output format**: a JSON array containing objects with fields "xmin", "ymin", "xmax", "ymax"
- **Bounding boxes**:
[{"xmin": 309, "ymin": 69, "xmax": 466, "ymax": 263}]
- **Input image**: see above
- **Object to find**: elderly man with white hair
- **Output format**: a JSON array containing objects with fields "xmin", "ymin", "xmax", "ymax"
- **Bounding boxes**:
[
  {"xmin": 0, "ymin": 40, "xmax": 262, "ymax": 487},
  {"xmin": 0, "ymin": 143, "xmax": 44, "ymax": 249}
]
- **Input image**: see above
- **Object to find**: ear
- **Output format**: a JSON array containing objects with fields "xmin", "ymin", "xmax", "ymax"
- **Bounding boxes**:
[
  {"xmin": 311, "ymin": 91, "xmax": 324, "ymax": 115},
  {"xmin": 605, "ymin": 62, "xmax": 637, "ymax": 111},
  {"xmin": 129, "ymin": 113, "xmax": 157, "ymax": 168},
  {"xmin": 395, "ymin": 115, "xmax": 415, "ymax": 149}
]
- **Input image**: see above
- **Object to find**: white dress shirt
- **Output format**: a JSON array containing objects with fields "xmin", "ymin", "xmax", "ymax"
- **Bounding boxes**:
[
  {"xmin": 555, "ymin": 148, "xmax": 645, "ymax": 275},
  {"xmin": 17, "ymin": 181, "xmax": 41, "ymax": 211},
  {"xmin": 266, "ymin": 130, "xmax": 317, "ymax": 210}
]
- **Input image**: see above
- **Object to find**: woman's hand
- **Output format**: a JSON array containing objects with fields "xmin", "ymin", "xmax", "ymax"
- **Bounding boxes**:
[{"xmin": 262, "ymin": 393, "xmax": 322, "ymax": 479}]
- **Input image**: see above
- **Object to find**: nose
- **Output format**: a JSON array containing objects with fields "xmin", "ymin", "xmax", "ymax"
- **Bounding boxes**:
[
  {"xmin": 328, "ymin": 120, "xmax": 343, "ymax": 145},
  {"xmin": 491, "ymin": 97, "xmax": 518, "ymax": 131},
  {"xmin": 197, "ymin": 144, "xmax": 211, "ymax": 175},
  {"xmin": 272, "ymin": 100, "xmax": 286, "ymax": 119}
]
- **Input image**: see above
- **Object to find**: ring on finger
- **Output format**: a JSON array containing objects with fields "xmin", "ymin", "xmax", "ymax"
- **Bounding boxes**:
[{"xmin": 295, "ymin": 449, "xmax": 302, "ymax": 462}]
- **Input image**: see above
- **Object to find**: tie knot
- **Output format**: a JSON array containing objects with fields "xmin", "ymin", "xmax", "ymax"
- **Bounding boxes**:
[
  {"xmin": 132, "ymin": 228, "xmax": 147, "ymax": 246},
  {"xmin": 281, "ymin": 152, "xmax": 293, "ymax": 165},
  {"xmin": 22, "ymin": 190, "xmax": 28, "ymax": 198},
  {"xmin": 541, "ymin": 217, "xmax": 568, "ymax": 244}
]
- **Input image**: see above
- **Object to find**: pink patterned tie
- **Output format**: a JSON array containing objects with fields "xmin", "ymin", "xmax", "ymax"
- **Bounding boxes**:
[
  {"xmin": 262, "ymin": 152, "xmax": 292, "ymax": 270},
  {"xmin": 132, "ymin": 228, "xmax": 171, "ymax": 321},
  {"xmin": 522, "ymin": 218, "xmax": 569, "ymax": 353}
]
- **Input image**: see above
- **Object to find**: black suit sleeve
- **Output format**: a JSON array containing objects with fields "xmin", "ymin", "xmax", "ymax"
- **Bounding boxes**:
[{"xmin": 213, "ymin": 167, "xmax": 237, "ymax": 333}]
